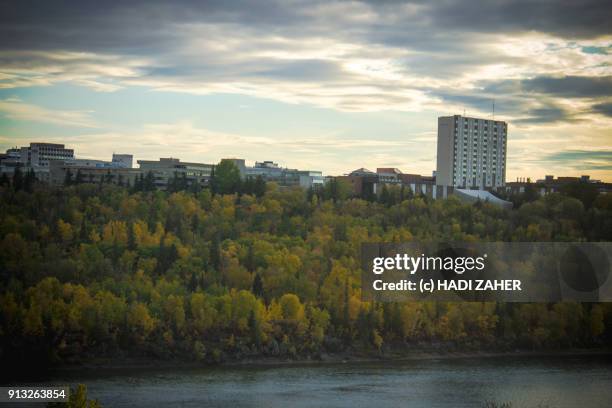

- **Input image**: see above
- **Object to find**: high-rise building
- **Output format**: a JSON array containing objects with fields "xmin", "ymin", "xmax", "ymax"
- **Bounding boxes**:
[{"xmin": 436, "ymin": 115, "xmax": 507, "ymax": 188}]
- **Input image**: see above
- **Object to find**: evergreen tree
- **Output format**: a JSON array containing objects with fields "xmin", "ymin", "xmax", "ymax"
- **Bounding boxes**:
[
  {"xmin": 134, "ymin": 173, "xmax": 144, "ymax": 192},
  {"xmin": 254, "ymin": 175, "xmax": 266, "ymax": 197},
  {"xmin": 0, "ymin": 172, "xmax": 9, "ymax": 187},
  {"xmin": 246, "ymin": 243, "xmax": 255, "ymax": 272},
  {"xmin": 13, "ymin": 166, "xmax": 24, "ymax": 190},
  {"xmin": 144, "ymin": 171, "xmax": 155, "ymax": 191},
  {"xmin": 75, "ymin": 169, "xmax": 84, "ymax": 184},
  {"xmin": 209, "ymin": 165, "xmax": 216, "ymax": 194},
  {"xmin": 189, "ymin": 270, "xmax": 198, "ymax": 292},
  {"xmin": 63, "ymin": 168, "xmax": 73, "ymax": 186},
  {"xmin": 79, "ymin": 220, "xmax": 89, "ymax": 242},
  {"xmin": 210, "ymin": 235, "xmax": 221, "ymax": 272},
  {"xmin": 24, "ymin": 168, "xmax": 36, "ymax": 192},
  {"xmin": 379, "ymin": 184, "xmax": 390, "ymax": 206},
  {"xmin": 127, "ymin": 222, "xmax": 136, "ymax": 250},
  {"xmin": 248, "ymin": 310, "xmax": 262, "ymax": 347},
  {"xmin": 252, "ymin": 273, "xmax": 264, "ymax": 299},
  {"xmin": 242, "ymin": 176, "xmax": 255, "ymax": 195}
]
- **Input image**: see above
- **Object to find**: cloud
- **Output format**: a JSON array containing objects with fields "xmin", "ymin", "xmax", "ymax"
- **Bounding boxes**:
[
  {"xmin": 543, "ymin": 150, "xmax": 612, "ymax": 170},
  {"xmin": 495, "ymin": 76, "xmax": 612, "ymax": 98},
  {"xmin": 418, "ymin": 0, "xmax": 612, "ymax": 39},
  {"xmin": 0, "ymin": 1, "xmax": 608, "ymax": 123},
  {"xmin": 0, "ymin": 0, "xmax": 611, "ymax": 180},
  {"xmin": 591, "ymin": 102, "xmax": 612, "ymax": 117},
  {"xmin": 0, "ymin": 97, "xmax": 98, "ymax": 127},
  {"xmin": 0, "ymin": 5, "xmax": 608, "ymax": 79},
  {"xmin": 0, "ymin": 50, "xmax": 144, "ymax": 91},
  {"xmin": 514, "ymin": 106, "xmax": 576, "ymax": 124}
]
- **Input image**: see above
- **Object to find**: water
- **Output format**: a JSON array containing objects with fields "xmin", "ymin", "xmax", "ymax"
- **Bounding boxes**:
[{"xmin": 32, "ymin": 355, "xmax": 612, "ymax": 407}]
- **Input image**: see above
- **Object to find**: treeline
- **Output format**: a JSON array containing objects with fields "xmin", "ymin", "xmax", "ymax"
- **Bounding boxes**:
[{"xmin": 0, "ymin": 168, "xmax": 611, "ymax": 371}]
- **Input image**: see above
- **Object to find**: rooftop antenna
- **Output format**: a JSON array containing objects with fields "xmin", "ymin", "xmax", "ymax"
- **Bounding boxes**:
[{"xmin": 492, "ymin": 99, "xmax": 495, "ymax": 120}]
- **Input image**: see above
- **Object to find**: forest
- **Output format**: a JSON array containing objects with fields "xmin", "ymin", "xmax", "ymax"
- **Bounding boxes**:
[{"xmin": 1, "ymin": 162, "xmax": 611, "ymax": 375}]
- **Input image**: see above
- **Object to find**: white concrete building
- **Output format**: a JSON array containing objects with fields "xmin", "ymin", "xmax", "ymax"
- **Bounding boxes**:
[
  {"xmin": 19, "ymin": 142, "xmax": 74, "ymax": 168},
  {"xmin": 243, "ymin": 160, "xmax": 324, "ymax": 189},
  {"xmin": 111, "ymin": 154, "xmax": 133, "ymax": 168},
  {"xmin": 436, "ymin": 115, "xmax": 507, "ymax": 188}
]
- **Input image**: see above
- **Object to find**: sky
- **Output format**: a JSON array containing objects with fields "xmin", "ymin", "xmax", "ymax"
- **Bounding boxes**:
[{"xmin": 0, "ymin": 0, "xmax": 611, "ymax": 181}]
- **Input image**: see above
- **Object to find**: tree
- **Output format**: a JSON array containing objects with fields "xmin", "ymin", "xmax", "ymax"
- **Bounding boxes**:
[
  {"xmin": 13, "ymin": 166, "xmax": 24, "ymax": 190},
  {"xmin": 190, "ymin": 293, "xmax": 215, "ymax": 335},
  {"xmin": 143, "ymin": 171, "xmax": 155, "ymax": 191},
  {"xmin": 252, "ymin": 273, "xmax": 264, "ymax": 299},
  {"xmin": 323, "ymin": 178, "xmax": 351, "ymax": 202},
  {"xmin": 253, "ymin": 175, "xmax": 266, "ymax": 197},
  {"xmin": 210, "ymin": 235, "xmax": 221, "ymax": 272},
  {"xmin": 157, "ymin": 239, "xmax": 179, "ymax": 273},
  {"xmin": 521, "ymin": 182, "xmax": 540, "ymax": 205},
  {"xmin": 64, "ymin": 168, "xmax": 73, "ymax": 185},
  {"xmin": 245, "ymin": 243, "xmax": 255, "ymax": 272},
  {"xmin": 24, "ymin": 168, "xmax": 36, "ymax": 192},
  {"xmin": 0, "ymin": 172, "xmax": 610, "ymax": 368},
  {"xmin": 279, "ymin": 293, "xmax": 304, "ymax": 321},
  {"xmin": 57, "ymin": 219, "xmax": 74, "ymax": 245},
  {"xmin": 127, "ymin": 222, "xmax": 137, "ymax": 250},
  {"xmin": 126, "ymin": 303, "xmax": 156, "ymax": 343},
  {"xmin": 248, "ymin": 309, "xmax": 262, "ymax": 347},
  {"xmin": 211, "ymin": 159, "xmax": 241, "ymax": 195},
  {"xmin": 379, "ymin": 184, "xmax": 391, "ymax": 206},
  {"xmin": 189, "ymin": 270, "xmax": 198, "ymax": 292},
  {"xmin": 561, "ymin": 181, "xmax": 600, "ymax": 209},
  {"xmin": 134, "ymin": 173, "xmax": 144, "ymax": 192},
  {"xmin": 168, "ymin": 171, "xmax": 188, "ymax": 192},
  {"xmin": 75, "ymin": 169, "xmax": 84, "ymax": 184},
  {"xmin": 0, "ymin": 172, "xmax": 9, "ymax": 187},
  {"xmin": 163, "ymin": 294, "xmax": 186, "ymax": 333}
]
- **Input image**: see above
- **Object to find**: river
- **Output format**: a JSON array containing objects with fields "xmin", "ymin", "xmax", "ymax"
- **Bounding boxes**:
[{"xmin": 27, "ymin": 354, "xmax": 612, "ymax": 407}]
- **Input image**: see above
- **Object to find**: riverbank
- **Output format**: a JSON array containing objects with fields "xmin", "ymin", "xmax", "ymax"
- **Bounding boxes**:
[{"xmin": 51, "ymin": 347, "xmax": 612, "ymax": 375}]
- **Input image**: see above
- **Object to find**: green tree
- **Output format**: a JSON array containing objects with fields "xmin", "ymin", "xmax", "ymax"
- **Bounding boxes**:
[
  {"xmin": 13, "ymin": 166, "xmax": 24, "ymax": 190},
  {"xmin": 211, "ymin": 159, "xmax": 241, "ymax": 195},
  {"xmin": 252, "ymin": 273, "xmax": 264, "ymax": 299}
]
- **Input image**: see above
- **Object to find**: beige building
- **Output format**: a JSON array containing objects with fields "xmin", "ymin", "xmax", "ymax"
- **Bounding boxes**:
[
  {"xmin": 49, "ymin": 161, "xmax": 141, "ymax": 186},
  {"xmin": 137, "ymin": 158, "xmax": 213, "ymax": 190},
  {"xmin": 436, "ymin": 115, "xmax": 507, "ymax": 188}
]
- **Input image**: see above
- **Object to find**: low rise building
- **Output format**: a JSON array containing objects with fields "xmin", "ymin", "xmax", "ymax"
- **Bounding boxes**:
[
  {"xmin": 20, "ymin": 142, "xmax": 75, "ymax": 168},
  {"xmin": 49, "ymin": 161, "xmax": 141, "ymax": 186},
  {"xmin": 137, "ymin": 158, "xmax": 213, "ymax": 190},
  {"xmin": 501, "ymin": 175, "xmax": 612, "ymax": 196},
  {"xmin": 337, "ymin": 168, "xmax": 448, "ymax": 199},
  {"xmin": 1, "ymin": 143, "xmax": 75, "ymax": 182},
  {"xmin": 376, "ymin": 168, "xmax": 403, "ymax": 184},
  {"xmin": 337, "ymin": 168, "xmax": 379, "ymax": 197},
  {"xmin": 244, "ymin": 160, "xmax": 324, "ymax": 189}
]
